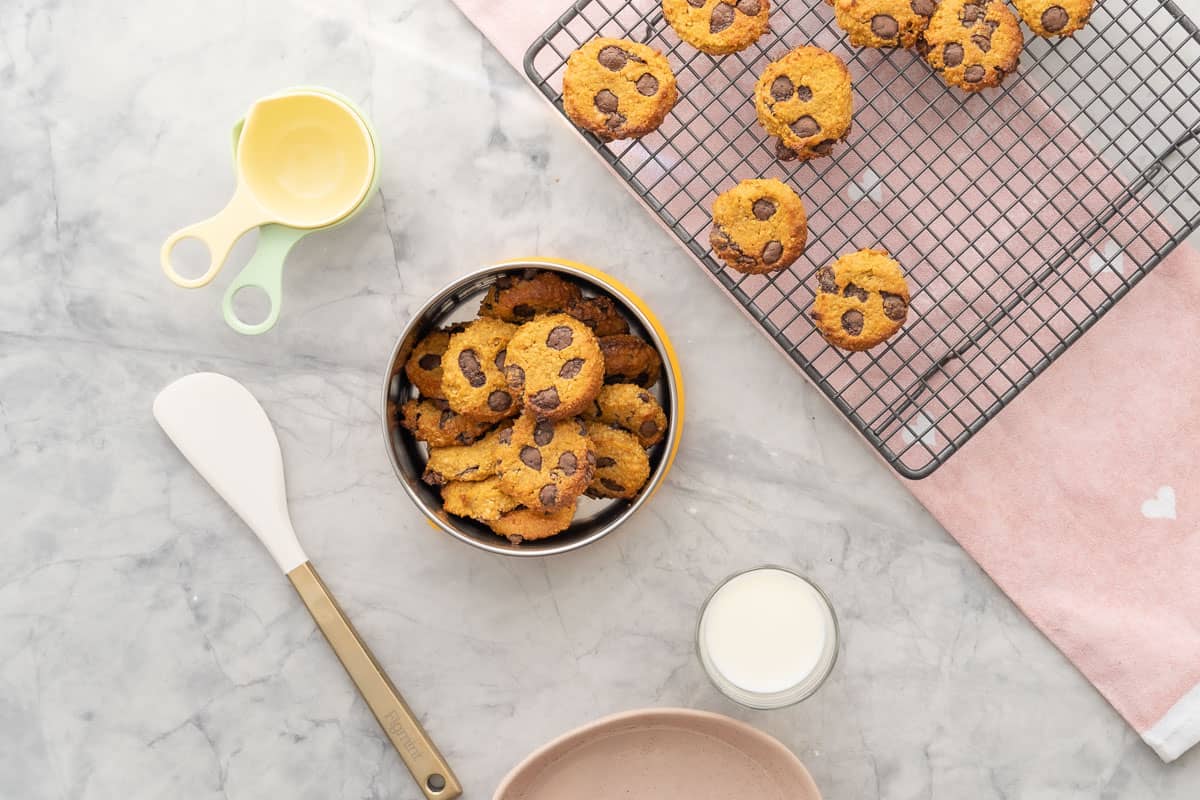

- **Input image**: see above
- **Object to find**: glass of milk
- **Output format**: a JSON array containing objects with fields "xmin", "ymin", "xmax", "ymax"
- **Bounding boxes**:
[{"xmin": 696, "ymin": 566, "xmax": 839, "ymax": 709}]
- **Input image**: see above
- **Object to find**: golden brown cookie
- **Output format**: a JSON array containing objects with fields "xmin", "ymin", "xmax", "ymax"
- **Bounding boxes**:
[
  {"xmin": 403, "ymin": 324, "xmax": 464, "ymax": 400},
  {"xmin": 811, "ymin": 248, "xmax": 910, "ymax": 351},
  {"xmin": 441, "ymin": 318, "xmax": 521, "ymax": 423},
  {"xmin": 662, "ymin": 0, "xmax": 770, "ymax": 55},
  {"xmin": 565, "ymin": 295, "xmax": 630, "ymax": 337},
  {"xmin": 441, "ymin": 477, "xmax": 521, "ymax": 522},
  {"xmin": 585, "ymin": 384, "xmax": 669, "ymax": 447},
  {"xmin": 754, "ymin": 47, "xmax": 853, "ymax": 162},
  {"xmin": 422, "ymin": 424, "xmax": 509, "ymax": 486},
  {"xmin": 710, "ymin": 178, "xmax": 808, "ymax": 274},
  {"xmin": 400, "ymin": 398, "xmax": 493, "ymax": 448},
  {"xmin": 506, "ymin": 314, "xmax": 605, "ymax": 420},
  {"xmin": 562, "ymin": 38, "xmax": 679, "ymax": 141},
  {"xmin": 496, "ymin": 415, "xmax": 595, "ymax": 511},
  {"xmin": 833, "ymin": 0, "xmax": 937, "ymax": 48},
  {"xmin": 598, "ymin": 334, "xmax": 662, "ymax": 388},
  {"xmin": 586, "ymin": 423, "xmax": 651, "ymax": 500},
  {"xmin": 1011, "ymin": 0, "xmax": 1090, "ymax": 36},
  {"xmin": 479, "ymin": 270, "xmax": 583, "ymax": 323},
  {"xmin": 918, "ymin": 0, "xmax": 1022, "ymax": 91},
  {"xmin": 487, "ymin": 503, "xmax": 578, "ymax": 544}
]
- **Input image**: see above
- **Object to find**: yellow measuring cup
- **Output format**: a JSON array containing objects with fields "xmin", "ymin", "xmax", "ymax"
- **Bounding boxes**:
[{"xmin": 161, "ymin": 90, "xmax": 375, "ymax": 288}]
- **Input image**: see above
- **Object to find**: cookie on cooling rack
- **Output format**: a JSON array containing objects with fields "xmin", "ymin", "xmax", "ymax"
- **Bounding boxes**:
[
  {"xmin": 754, "ymin": 47, "xmax": 854, "ymax": 161},
  {"xmin": 710, "ymin": 177, "xmax": 808, "ymax": 274},
  {"xmin": 811, "ymin": 248, "xmax": 910, "ymax": 351},
  {"xmin": 1011, "ymin": 0, "xmax": 1091, "ymax": 37},
  {"xmin": 562, "ymin": 37, "xmax": 679, "ymax": 141},
  {"xmin": 833, "ymin": 0, "xmax": 938, "ymax": 48},
  {"xmin": 662, "ymin": 0, "xmax": 771, "ymax": 55},
  {"xmin": 918, "ymin": 0, "xmax": 1023, "ymax": 92}
]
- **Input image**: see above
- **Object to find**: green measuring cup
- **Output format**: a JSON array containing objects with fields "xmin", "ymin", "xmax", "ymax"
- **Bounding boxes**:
[{"xmin": 221, "ymin": 86, "xmax": 382, "ymax": 335}]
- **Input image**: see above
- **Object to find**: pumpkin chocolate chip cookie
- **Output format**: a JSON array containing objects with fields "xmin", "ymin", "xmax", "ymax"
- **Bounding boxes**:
[
  {"xmin": 565, "ymin": 295, "xmax": 630, "ymax": 337},
  {"xmin": 422, "ymin": 424, "xmax": 509, "ymax": 486},
  {"xmin": 811, "ymin": 248, "xmax": 910, "ymax": 351},
  {"xmin": 918, "ymin": 0, "xmax": 1022, "ymax": 91},
  {"xmin": 403, "ymin": 324, "xmax": 464, "ymax": 400},
  {"xmin": 662, "ymin": 0, "xmax": 770, "ymax": 55},
  {"xmin": 400, "ymin": 397, "xmax": 493, "ymax": 448},
  {"xmin": 599, "ymin": 334, "xmax": 662, "ymax": 388},
  {"xmin": 506, "ymin": 314, "xmax": 605, "ymax": 420},
  {"xmin": 1011, "ymin": 0, "xmax": 1091, "ymax": 37},
  {"xmin": 479, "ymin": 270, "xmax": 583, "ymax": 323},
  {"xmin": 585, "ymin": 383, "xmax": 668, "ymax": 447},
  {"xmin": 487, "ymin": 503, "xmax": 578, "ymax": 544},
  {"xmin": 563, "ymin": 37, "xmax": 679, "ymax": 141},
  {"xmin": 833, "ymin": 0, "xmax": 938, "ymax": 48},
  {"xmin": 442, "ymin": 318, "xmax": 521, "ymax": 423},
  {"xmin": 441, "ymin": 476, "xmax": 521, "ymax": 523},
  {"xmin": 586, "ymin": 423, "xmax": 651, "ymax": 500},
  {"xmin": 710, "ymin": 178, "xmax": 808, "ymax": 274},
  {"xmin": 754, "ymin": 47, "xmax": 853, "ymax": 162},
  {"xmin": 496, "ymin": 415, "xmax": 596, "ymax": 511}
]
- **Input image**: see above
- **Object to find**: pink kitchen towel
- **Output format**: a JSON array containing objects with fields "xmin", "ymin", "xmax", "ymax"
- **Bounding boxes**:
[{"xmin": 450, "ymin": 0, "xmax": 1200, "ymax": 761}]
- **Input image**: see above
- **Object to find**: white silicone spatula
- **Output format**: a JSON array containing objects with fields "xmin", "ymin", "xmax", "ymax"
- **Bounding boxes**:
[{"xmin": 153, "ymin": 372, "xmax": 461, "ymax": 800}]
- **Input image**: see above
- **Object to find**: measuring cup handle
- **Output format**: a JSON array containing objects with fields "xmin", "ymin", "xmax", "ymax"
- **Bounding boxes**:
[
  {"xmin": 221, "ymin": 225, "xmax": 305, "ymax": 335},
  {"xmin": 161, "ymin": 187, "xmax": 264, "ymax": 289}
]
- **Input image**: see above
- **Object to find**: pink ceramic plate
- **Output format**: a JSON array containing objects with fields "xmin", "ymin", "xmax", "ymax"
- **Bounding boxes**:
[{"xmin": 494, "ymin": 708, "xmax": 822, "ymax": 800}]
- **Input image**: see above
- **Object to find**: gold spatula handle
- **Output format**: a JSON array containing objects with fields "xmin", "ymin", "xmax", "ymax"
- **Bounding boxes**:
[{"xmin": 288, "ymin": 562, "xmax": 462, "ymax": 799}]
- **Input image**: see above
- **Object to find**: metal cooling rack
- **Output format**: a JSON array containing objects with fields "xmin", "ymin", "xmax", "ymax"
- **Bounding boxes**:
[{"xmin": 524, "ymin": 0, "xmax": 1200, "ymax": 478}]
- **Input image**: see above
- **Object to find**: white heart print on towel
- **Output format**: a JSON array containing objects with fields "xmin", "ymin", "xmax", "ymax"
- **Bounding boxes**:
[
  {"xmin": 1141, "ymin": 486, "xmax": 1176, "ymax": 520},
  {"xmin": 847, "ymin": 167, "xmax": 884, "ymax": 204},
  {"xmin": 1088, "ymin": 240, "xmax": 1125, "ymax": 276},
  {"xmin": 901, "ymin": 411, "xmax": 939, "ymax": 449}
]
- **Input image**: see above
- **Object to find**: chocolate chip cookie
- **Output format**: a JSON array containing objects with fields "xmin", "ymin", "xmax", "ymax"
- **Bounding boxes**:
[
  {"xmin": 1011, "ymin": 0, "xmax": 1090, "ymax": 37},
  {"xmin": 441, "ymin": 477, "xmax": 521, "ymax": 523},
  {"xmin": 496, "ymin": 415, "xmax": 596, "ymax": 511},
  {"xmin": 662, "ymin": 0, "xmax": 771, "ymax": 55},
  {"xmin": 487, "ymin": 503, "xmax": 578, "ymax": 544},
  {"xmin": 400, "ymin": 398, "xmax": 493, "ymax": 448},
  {"xmin": 598, "ymin": 334, "xmax": 662, "ymax": 388},
  {"xmin": 479, "ymin": 270, "xmax": 583, "ymax": 323},
  {"xmin": 563, "ymin": 37, "xmax": 679, "ymax": 141},
  {"xmin": 441, "ymin": 318, "xmax": 521, "ymax": 423},
  {"xmin": 710, "ymin": 178, "xmax": 808, "ymax": 274},
  {"xmin": 585, "ymin": 383, "xmax": 668, "ymax": 447},
  {"xmin": 586, "ymin": 423, "xmax": 651, "ymax": 500},
  {"xmin": 918, "ymin": 0, "xmax": 1022, "ymax": 92},
  {"xmin": 565, "ymin": 295, "xmax": 630, "ymax": 337},
  {"xmin": 811, "ymin": 248, "xmax": 910, "ymax": 351},
  {"xmin": 754, "ymin": 47, "xmax": 853, "ymax": 162},
  {"xmin": 404, "ymin": 324, "xmax": 463, "ymax": 400},
  {"xmin": 833, "ymin": 0, "xmax": 938, "ymax": 48},
  {"xmin": 422, "ymin": 424, "xmax": 509, "ymax": 486},
  {"xmin": 506, "ymin": 314, "xmax": 605, "ymax": 420}
]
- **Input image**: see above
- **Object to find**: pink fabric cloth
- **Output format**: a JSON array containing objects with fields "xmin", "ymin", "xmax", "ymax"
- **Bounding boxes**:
[{"xmin": 451, "ymin": 0, "xmax": 1200, "ymax": 760}]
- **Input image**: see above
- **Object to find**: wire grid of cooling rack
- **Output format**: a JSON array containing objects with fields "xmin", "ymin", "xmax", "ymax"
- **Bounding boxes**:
[{"xmin": 523, "ymin": 0, "xmax": 1200, "ymax": 478}]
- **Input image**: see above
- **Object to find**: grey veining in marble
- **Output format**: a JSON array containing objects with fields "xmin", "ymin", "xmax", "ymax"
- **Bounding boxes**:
[{"xmin": 4, "ymin": 0, "xmax": 1200, "ymax": 797}]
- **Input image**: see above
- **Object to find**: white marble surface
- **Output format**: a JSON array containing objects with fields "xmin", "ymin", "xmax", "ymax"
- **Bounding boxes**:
[{"xmin": 4, "ymin": 1, "xmax": 1200, "ymax": 797}]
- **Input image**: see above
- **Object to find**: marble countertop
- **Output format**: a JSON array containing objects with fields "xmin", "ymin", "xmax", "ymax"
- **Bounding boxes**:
[{"xmin": 4, "ymin": 0, "xmax": 1200, "ymax": 797}]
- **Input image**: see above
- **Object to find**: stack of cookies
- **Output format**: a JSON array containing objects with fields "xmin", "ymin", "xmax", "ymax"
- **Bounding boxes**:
[{"xmin": 399, "ymin": 271, "xmax": 670, "ymax": 544}]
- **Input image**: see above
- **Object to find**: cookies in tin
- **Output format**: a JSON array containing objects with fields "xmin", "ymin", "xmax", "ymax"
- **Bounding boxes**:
[{"xmin": 506, "ymin": 314, "xmax": 605, "ymax": 420}]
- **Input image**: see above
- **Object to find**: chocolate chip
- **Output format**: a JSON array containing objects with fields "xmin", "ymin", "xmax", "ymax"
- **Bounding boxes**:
[
  {"xmin": 963, "ymin": 64, "xmax": 986, "ymax": 82},
  {"xmin": 762, "ymin": 241, "xmax": 783, "ymax": 264},
  {"xmin": 971, "ymin": 33, "xmax": 991, "ymax": 52},
  {"xmin": 710, "ymin": 2, "xmax": 735, "ymax": 32},
  {"xmin": 539, "ymin": 484, "xmax": 558, "ymax": 507},
  {"xmin": 487, "ymin": 390, "xmax": 512, "ymax": 412},
  {"xmin": 598, "ymin": 46, "xmax": 627, "ymax": 70},
  {"xmin": 498, "ymin": 428, "xmax": 513, "ymax": 445},
  {"xmin": 431, "ymin": 398, "xmax": 450, "ymax": 410},
  {"xmin": 637, "ymin": 392, "xmax": 651, "ymax": 403},
  {"xmin": 770, "ymin": 76, "xmax": 794, "ymax": 101},
  {"xmin": 455, "ymin": 433, "xmax": 470, "ymax": 444},
  {"xmin": 843, "ymin": 282, "xmax": 869, "ymax": 302},
  {"xmin": 790, "ymin": 116, "xmax": 820, "ymax": 137},
  {"xmin": 596, "ymin": 456, "xmax": 617, "ymax": 468},
  {"xmin": 505, "ymin": 364, "xmax": 525, "ymax": 390},
  {"xmin": 812, "ymin": 140, "xmax": 835, "ymax": 155},
  {"xmin": 752, "ymin": 199, "xmax": 776, "ymax": 220},
  {"xmin": 424, "ymin": 470, "xmax": 446, "ymax": 486},
  {"xmin": 559, "ymin": 358, "xmax": 585, "ymax": 379},
  {"xmin": 494, "ymin": 349, "xmax": 506, "ymax": 369},
  {"xmin": 881, "ymin": 292, "xmax": 908, "ymax": 321},
  {"xmin": 636, "ymin": 74, "xmax": 659, "ymax": 96},
  {"xmin": 520, "ymin": 446, "xmax": 542, "ymax": 470},
  {"xmin": 1041, "ymin": 5, "xmax": 1068, "ymax": 31},
  {"xmin": 457, "ymin": 466, "xmax": 479, "ymax": 478},
  {"xmin": 595, "ymin": 89, "xmax": 619, "ymax": 113},
  {"xmin": 816, "ymin": 267, "xmax": 837, "ymax": 292},
  {"xmin": 546, "ymin": 325, "xmax": 573, "ymax": 350},
  {"xmin": 737, "ymin": 0, "xmax": 761, "ymax": 13},
  {"xmin": 687, "ymin": 0, "xmax": 704, "ymax": 6},
  {"xmin": 639, "ymin": 420, "xmax": 658, "ymax": 438},
  {"xmin": 558, "ymin": 452, "xmax": 578, "ymax": 476},
  {"xmin": 579, "ymin": 419, "xmax": 589, "ymax": 435},
  {"xmin": 458, "ymin": 350, "xmax": 486, "ymax": 388},
  {"xmin": 796, "ymin": 85, "xmax": 813, "ymax": 102},
  {"xmin": 961, "ymin": 2, "xmax": 981, "ymax": 24},
  {"xmin": 418, "ymin": 353, "xmax": 441, "ymax": 371},
  {"xmin": 943, "ymin": 42, "xmax": 964, "ymax": 66},
  {"xmin": 531, "ymin": 387, "xmax": 560, "ymax": 411},
  {"xmin": 495, "ymin": 275, "xmax": 516, "ymax": 290},
  {"xmin": 601, "ymin": 478, "xmax": 627, "ymax": 493},
  {"xmin": 841, "ymin": 309, "xmax": 865, "ymax": 336},
  {"xmin": 534, "ymin": 420, "xmax": 555, "ymax": 446},
  {"xmin": 775, "ymin": 140, "xmax": 798, "ymax": 161},
  {"xmin": 605, "ymin": 112, "xmax": 627, "ymax": 130},
  {"xmin": 871, "ymin": 14, "xmax": 899, "ymax": 38},
  {"xmin": 512, "ymin": 304, "xmax": 535, "ymax": 319},
  {"xmin": 439, "ymin": 409, "xmax": 454, "ymax": 428},
  {"xmin": 911, "ymin": 0, "xmax": 935, "ymax": 15}
]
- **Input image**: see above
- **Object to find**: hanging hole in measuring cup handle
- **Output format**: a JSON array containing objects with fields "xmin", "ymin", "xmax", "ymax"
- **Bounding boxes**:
[
  {"xmin": 222, "ymin": 281, "xmax": 281, "ymax": 336},
  {"xmin": 161, "ymin": 231, "xmax": 226, "ymax": 288}
]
